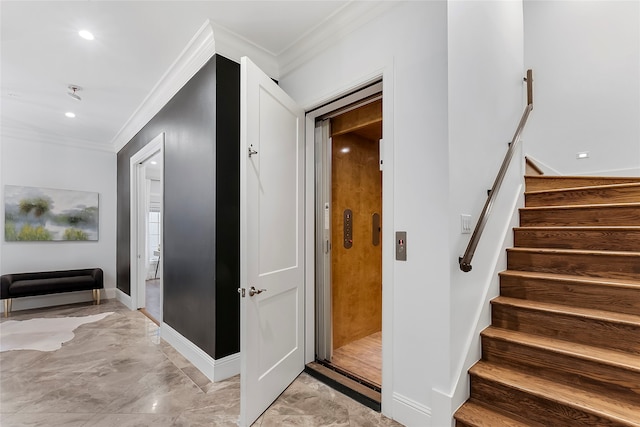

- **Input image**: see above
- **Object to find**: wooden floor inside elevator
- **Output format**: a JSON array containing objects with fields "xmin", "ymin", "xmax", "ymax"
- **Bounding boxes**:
[{"xmin": 332, "ymin": 331, "xmax": 382, "ymax": 387}]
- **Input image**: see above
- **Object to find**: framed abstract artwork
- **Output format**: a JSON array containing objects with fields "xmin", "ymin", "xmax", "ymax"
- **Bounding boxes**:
[{"xmin": 4, "ymin": 185, "xmax": 99, "ymax": 241}]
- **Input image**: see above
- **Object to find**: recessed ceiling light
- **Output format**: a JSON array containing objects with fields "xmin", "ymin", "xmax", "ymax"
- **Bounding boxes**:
[
  {"xmin": 341, "ymin": 147, "xmax": 350, "ymax": 153},
  {"xmin": 65, "ymin": 112, "xmax": 76, "ymax": 118},
  {"xmin": 79, "ymin": 30, "xmax": 94, "ymax": 41},
  {"xmin": 150, "ymin": 161, "xmax": 157, "ymax": 165},
  {"xmin": 576, "ymin": 151, "xmax": 590, "ymax": 159}
]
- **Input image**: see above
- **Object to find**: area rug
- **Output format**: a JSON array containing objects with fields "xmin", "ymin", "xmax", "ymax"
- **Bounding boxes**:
[{"xmin": 0, "ymin": 312, "xmax": 113, "ymax": 352}]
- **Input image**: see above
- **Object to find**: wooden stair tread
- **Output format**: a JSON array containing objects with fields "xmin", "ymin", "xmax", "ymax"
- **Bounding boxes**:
[
  {"xmin": 525, "ymin": 182, "xmax": 640, "ymax": 196},
  {"xmin": 522, "ymin": 202, "xmax": 640, "ymax": 211},
  {"xmin": 507, "ymin": 247, "xmax": 640, "ymax": 257},
  {"xmin": 526, "ymin": 176, "xmax": 640, "ymax": 180},
  {"xmin": 499, "ymin": 270, "xmax": 640, "ymax": 289},
  {"xmin": 514, "ymin": 226, "xmax": 640, "ymax": 231},
  {"xmin": 492, "ymin": 296, "xmax": 640, "ymax": 326},
  {"xmin": 470, "ymin": 362, "xmax": 640, "ymax": 424},
  {"xmin": 482, "ymin": 327, "xmax": 640, "ymax": 372},
  {"xmin": 455, "ymin": 401, "xmax": 540, "ymax": 427},
  {"xmin": 525, "ymin": 176, "xmax": 640, "ymax": 192}
]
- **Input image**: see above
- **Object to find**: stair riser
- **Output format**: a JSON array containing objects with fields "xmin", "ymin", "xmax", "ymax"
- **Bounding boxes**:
[
  {"xmin": 520, "ymin": 206, "xmax": 640, "ymax": 226},
  {"xmin": 525, "ymin": 186, "xmax": 640, "ymax": 207},
  {"xmin": 525, "ymin": 177, "xmax": 640, "ymax": 192},
  {"xmin": 514, "ymin": 228, "xmax": 640, "ymax": 252},
  {"xmin": 507, "ymin": 251, "xmax": 640, "ymax": 281},
  {"xmin": 482, "ymin": 336, "xmax": 640, "ymax": 405},
  {"xmin": 470, "ymin": 375, "xmax": 631, "ymax": 427},
  {"xmin": 491, "ymin": 303, "xmax": 640, "ymax": 354},
  {"xmin": 500, "ymin": 275, "xmax": 640, "ymax": 316}
]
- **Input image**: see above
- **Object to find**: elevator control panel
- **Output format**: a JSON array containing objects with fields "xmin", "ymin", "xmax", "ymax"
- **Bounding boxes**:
[
  {"xmin": 344, "ymin": 209, "xmax": 353, "ymax": 249},
  {"xmin": 396, "ymin": 231, "xmax": 407, "ymax": 261}
]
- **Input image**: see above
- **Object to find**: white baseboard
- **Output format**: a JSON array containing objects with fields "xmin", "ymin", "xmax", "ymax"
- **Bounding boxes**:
[
  {"xmin": 160, "ymin": 322, "xmax": 240, "ymax": 383},
  {"xmin": 392, "ymin": 392, "xmax": 432, "ymax": 427},
  {"xmin": 430, "ymin": 388, "xmax": 456, "ymax": 427},
  {"xmin": 1, "ymin": 287, "xmax": 117, "ymax": 314},
  {"xmin": 212, "ymin": 351, "xmax": 241, "ymax": 381},
  {"xmin": 116, "ymin": 288, "xmax": 134, "ymax": 310}
]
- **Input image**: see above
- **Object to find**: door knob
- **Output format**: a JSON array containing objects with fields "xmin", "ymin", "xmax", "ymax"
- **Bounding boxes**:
[{"xmin": 249, "ymin": 286, "xmax": 267, "ymax": 297}]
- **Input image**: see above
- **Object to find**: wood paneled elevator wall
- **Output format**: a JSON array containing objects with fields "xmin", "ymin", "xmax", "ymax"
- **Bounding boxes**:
[{"xmin": 331, "ymin": 100, "xmax": 382, "ymax": 350}]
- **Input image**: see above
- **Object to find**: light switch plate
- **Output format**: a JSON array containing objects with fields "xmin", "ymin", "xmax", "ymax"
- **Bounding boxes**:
[{"xmin": 461, "ymin": 214, "xmax": 472, "ymax": 234}]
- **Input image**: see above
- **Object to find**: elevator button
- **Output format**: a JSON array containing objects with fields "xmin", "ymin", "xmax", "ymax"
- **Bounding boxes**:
[{"xmin": 344, "ymin": 209, "xmax": 353, "ymax": 249}]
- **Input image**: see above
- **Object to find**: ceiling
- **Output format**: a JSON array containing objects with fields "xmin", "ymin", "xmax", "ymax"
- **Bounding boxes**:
[{"xmin": 0, "ymin": 1, "xmax": 355, "ymax": 152}]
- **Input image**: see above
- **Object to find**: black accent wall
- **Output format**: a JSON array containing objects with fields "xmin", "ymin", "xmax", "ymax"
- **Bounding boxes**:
[{"xmin": 116, "ymin": 55, "xmax": 240, "ymax": 359}]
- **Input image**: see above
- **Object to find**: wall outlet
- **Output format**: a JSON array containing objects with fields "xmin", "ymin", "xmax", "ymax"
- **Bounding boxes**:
[{"xmin": 461, "ymin": 214, "xmax": 472, "ymax": 234}]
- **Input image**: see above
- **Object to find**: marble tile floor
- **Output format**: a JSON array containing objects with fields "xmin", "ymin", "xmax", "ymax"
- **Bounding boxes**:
[
  {"xmin": 0, "ymin": 300, "xmax": 403, "ymax": 426},
  {"xmin": 144, "ymin": 279, "xmax": 161, "ymax": 324}
]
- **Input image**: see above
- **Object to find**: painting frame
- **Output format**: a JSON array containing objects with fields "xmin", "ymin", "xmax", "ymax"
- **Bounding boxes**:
[{"xmin": 4, "ymin": 185, "xmax": 99, "ymax": 242}]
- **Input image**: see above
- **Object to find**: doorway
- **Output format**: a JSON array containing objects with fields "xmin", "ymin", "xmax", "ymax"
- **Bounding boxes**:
[
  {"xmin": 315, "ymin": 92, "xmax": 383, "ymax": 391},
  {"xmin": 129, "ymin": 133, "xmax": 164, "ymax": 325},
  {"xmin": 141, "ymin": 152, "xmax": 162, "ymax": 324}
]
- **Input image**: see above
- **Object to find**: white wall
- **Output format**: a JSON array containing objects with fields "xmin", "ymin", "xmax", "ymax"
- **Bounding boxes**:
[
  {"xmin": 281, "ymin": 1, "xmax": 525, "ymax": 425},
  {"xmin": 281, "ymin": 2, "xmax": 449, "ymax": 425},
  {"xmin": 0, "ymin": 137, "xmax": 117, "ymax": 311},
  {"xmin": 524, "ymin": 0, "xmax": 640, "ymax": 176},
  {"xmin": 444, "ymin": 1, "xmax": 525, "ymax": 423}
]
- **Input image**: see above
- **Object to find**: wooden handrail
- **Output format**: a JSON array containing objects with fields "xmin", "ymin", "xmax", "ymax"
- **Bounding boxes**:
[{"xmin": 459, "ymin": 70, "xmax": 533, "ymax": 272}]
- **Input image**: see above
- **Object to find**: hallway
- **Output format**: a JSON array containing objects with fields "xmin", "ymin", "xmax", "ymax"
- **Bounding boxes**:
[
  {"xmin": 0, "ymin": 300, "xmax": 401, "ymax": 426},
  {"xmin": 143, "ymin": 278, "xmax": 161, "ymax": 324}
]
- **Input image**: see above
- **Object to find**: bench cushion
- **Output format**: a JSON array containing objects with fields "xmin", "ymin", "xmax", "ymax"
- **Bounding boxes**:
[
  {"xmin": 1, "ymin": 268, "xmax": 103, "ymax": 300},
  {"xmin": 9, "ymin": 276, "xmax": 96, "ymax": 297}
]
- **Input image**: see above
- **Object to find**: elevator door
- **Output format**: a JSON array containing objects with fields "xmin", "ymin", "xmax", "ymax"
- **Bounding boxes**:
[{"xmin": 317, "ymin": 97, "xmax": 383, "ymax": 387}]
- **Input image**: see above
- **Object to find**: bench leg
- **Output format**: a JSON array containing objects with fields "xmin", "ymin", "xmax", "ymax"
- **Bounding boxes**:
[
  {"xmin": 4, "ymin": 299, "xmax": 11, "ymax": 317},
  {"xmin": 93, "ymin": 289, "xmax": 101, "ymax": 305}
]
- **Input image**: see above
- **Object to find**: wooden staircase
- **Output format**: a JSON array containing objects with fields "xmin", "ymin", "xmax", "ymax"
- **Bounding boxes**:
[{"xmin": 454, "ymin": 175, "xmax": 640, "ymax": 426}]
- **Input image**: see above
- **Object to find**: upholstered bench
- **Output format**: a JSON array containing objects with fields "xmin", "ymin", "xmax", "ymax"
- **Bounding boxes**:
[{"xmin": 0, "ymin": 268, "xmax": 103, "ymax": 317}]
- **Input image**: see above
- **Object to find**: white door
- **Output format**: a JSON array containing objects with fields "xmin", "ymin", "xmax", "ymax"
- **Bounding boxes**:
[{"xmin": 239, "ymin": 56, "xmax": 305, "ymax": 427}]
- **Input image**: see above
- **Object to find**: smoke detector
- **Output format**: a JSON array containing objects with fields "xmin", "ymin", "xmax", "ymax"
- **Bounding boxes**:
[{"xmin": 67, "ymin": 85, "xmax": 82, "ymax": 101}]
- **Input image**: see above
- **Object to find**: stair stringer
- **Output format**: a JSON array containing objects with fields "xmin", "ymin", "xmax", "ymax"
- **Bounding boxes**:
[{"xmin": 435, "ymin": 184, "xmax": 524, "ymax": 427}]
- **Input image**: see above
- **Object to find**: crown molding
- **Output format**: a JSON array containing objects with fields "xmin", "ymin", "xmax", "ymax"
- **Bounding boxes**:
[
  {"xmin": 105, "ymin": 4, "xmax": 396, "ymax": 154},
  {"xmin": 111, "ymin": 19, "xmax": 216, "ymax": 153},
  {"xmin": 277, "ymin": 1, "xmax": 400, "ymax": 79},
  {"xmin": 1, "ymin": 127, "xmax": 115, "ymax": 153},
  {"xmin": 210, "ymin": 22, "xmax": 280, "ymax": 80}
]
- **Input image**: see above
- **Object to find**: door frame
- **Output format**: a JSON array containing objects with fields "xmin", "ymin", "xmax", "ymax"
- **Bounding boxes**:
[
  {"xmin": 303, "ymin": 66, "xmax": 395, "ymax": 415},
  {"xmin": 314, "ymin": 86, "xmax": 383, "ymax": 363},
  {"xmin": 129, "ymin": 132, "xmax": 164, "ymax": 319}
]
